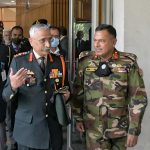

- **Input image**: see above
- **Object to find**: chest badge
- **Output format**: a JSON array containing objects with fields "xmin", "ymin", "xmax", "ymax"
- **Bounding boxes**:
[
  {"xmin": 86, "ymin": 67, "xmax": 97, "ymax": 72},
  {"xmin": 25, "ymin": 70, "xmax": 36, "ymax": 86},
  {"xmin": 50, "ymin": 69, "xmax": 62, "ymax": 78}
]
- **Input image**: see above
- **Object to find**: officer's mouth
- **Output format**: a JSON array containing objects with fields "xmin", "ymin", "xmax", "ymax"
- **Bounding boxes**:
[
  {"xmin": 96, "ymin": 48, "xmax": 103, "ymax": 51},
  {"xmin": 42, "ymin": 48, "xmax": 50, "ymax": 51}
]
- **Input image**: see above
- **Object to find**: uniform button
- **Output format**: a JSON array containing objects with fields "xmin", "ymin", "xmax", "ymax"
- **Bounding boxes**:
[
  {"xmin": 44, "ymin": 78, "xmax": 47, "ymax": 82},
  {"xmin": 45, "ymin": 102, "xmax": 48, "ymax": 106},
  {"xmin": 46, "ymin": 114, "xmax": 48, "ymax": 118},
  {"xmin": 10, "ymin": 94, "xmax": 14, "ymax": 99},
  {"xmin": 45, "ymin": 91, "xmax": 47, "ymax": 94}
]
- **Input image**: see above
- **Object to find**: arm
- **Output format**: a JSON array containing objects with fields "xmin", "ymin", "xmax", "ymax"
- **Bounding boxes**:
[
  {"xmin": 71, "ymin": 61, "xmax": 85, "ymax": 132},
  {"xmin": 127, "ymin": 61, "xmax": 147, "ymax": 147},
  {"xmin": 2, "ymin": 58, "xmax": 28, "ymax": 102}
]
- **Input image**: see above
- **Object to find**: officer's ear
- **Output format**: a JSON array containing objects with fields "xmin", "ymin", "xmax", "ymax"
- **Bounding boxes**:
[
  {"xmin": 112, "ymin": 38, "xmax": 117, "ymax": 47},
  {"xmin": 28, "ymin": 37, "xmax": 33, "ymax": 46}
]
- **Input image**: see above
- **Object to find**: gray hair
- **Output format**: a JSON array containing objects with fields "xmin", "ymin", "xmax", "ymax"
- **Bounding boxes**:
[
  {"xmin": 29, "ymin": 23, "xmax": 49, "ymax": 38},
  {"xmin": 3, "ymin": 28, "xmax": 11, "ymax": 32}
]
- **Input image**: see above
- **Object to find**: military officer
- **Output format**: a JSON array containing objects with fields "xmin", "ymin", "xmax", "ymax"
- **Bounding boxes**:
[
  {"xmin": 2, "ymin": 23, "xmax": 70, "ymax": 150},
  {"xmin": 5, "ymin": 25, "xmax": 32, "ymax": 150},
  {"xmin": 0, "ymin": 24, "xmax": 9, "ymax": 150},
  {"xmin": 72, "ymin": 24, "xmax": 147, "ymax": 150},
  {"xmin": 0, "ymin": 43, "xmax": 8, "ymax": 150}
]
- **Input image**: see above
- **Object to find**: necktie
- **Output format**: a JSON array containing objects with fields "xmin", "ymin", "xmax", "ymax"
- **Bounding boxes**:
[
  {"xmin": 78, "ymin": 40, "xmax": 81, "ymax": 49},
  {"xmin": 39, "ymin": 57, "xmax": 45, "ymax": 73},
  {"xmin": 15, "ymin": 46, "xmax": 19, "ymax": 52}
]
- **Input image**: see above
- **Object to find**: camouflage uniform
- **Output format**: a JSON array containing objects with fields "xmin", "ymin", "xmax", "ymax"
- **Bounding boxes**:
[{"xmin": 72, "ymin": 50, "xmax": 147, "ymax": 150}]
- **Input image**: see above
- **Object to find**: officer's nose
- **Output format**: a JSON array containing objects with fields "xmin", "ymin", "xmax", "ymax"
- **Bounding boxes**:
[
  {"xmin": 96, "ymin": 41, "xmax": 100, "ymax": 46},
  {"xmin": 45, "ymin": 40, "xmax": 51, "ymax": 48}
]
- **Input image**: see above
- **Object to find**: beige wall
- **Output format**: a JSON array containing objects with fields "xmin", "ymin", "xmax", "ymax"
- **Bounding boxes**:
[
  {"xmin": 16, "ymin": 0, "xmax": 69, "ymax": 37},
  {"xmin": 16, "ymin": 0, "xmax": 102, "ymax": 37},
  {"xmin": 0, "ymin": 8, "xmax": 16, "ymax": 29}
]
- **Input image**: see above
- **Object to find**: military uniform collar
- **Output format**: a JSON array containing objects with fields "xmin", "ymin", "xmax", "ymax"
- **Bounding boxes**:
[
  {"xmin": 29, "ymin": 50, "xmax": 53, "ymax": 62},
  {"xmin": 33, "ymin": 49, "xmax": 47, "ymax": 60},
  {"xmin": 94, "ymin": 49, "xmax": 119, "ymax": 61}
]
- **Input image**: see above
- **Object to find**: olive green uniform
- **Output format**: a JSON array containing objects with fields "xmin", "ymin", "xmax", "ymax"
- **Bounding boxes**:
[{"xmin": 72, "ymin": 50, "xmax": 147, "ymax": 150}]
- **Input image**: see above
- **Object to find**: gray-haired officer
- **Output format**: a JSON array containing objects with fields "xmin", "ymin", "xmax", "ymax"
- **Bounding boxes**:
[{"xmin": 3, "ymin": 23, "xmax": 70, "ymax": 150}]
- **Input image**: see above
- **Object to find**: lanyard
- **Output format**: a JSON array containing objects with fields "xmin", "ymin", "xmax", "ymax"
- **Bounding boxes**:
[{"xmin": 60, "ymin": 55, "xmax": 65, "ymax": 87}]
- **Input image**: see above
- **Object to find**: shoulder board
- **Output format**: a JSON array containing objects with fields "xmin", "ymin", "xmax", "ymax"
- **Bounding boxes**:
[
  {"xmin": 120, "ymin": 51, "xmax": 137, "ymax": 62},
  {"xmin": 79, "ymin": 51, "xmax": 94, "ymax": 60},
  {"xmin": 14, "ymin": 51, "xmax": 30, "ymax": 58}
]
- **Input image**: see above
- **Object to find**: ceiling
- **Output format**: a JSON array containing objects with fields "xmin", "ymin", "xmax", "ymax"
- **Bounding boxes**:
[
  {"xmin": 0, "ymin": 0, "xmax": 40, "ymax": 8},
  {"xmin": 0, "ymin": 0, "xmax": 16, "ymax": 7}
]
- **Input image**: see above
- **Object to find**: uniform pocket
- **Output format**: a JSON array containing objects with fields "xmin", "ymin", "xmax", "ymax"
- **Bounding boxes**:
[
  {"xmin": 84, "ymin": 71, "xmax": 102, "ymax": 101},
  {"xmin": 107, "ymin": 107, "xmax": 128, "ymax": 128},
  {"xmin": 104, "ymin": 107, "xmax": 128, "ymax": 139},
  {"xmin": 110, "ymin": 70, "xmax": 128, "ymax": 95},
  {"xmin": 15, "ymin": 111, "xmax": 33, "ymax": 124}
]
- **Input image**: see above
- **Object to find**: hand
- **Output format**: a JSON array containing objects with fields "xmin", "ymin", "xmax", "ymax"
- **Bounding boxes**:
[
  {"xmin": 76, "ymin": 122, "xmax": 85, "ymax": 133},
  {"xmin": 126, "ymin": 134, "xmax": 138, "ymax": 147},
  {"xmin": 9, "ymin": 68, "xmax": 28, "ymax": 91},
  {"xmin": 63, "ymin": 90, "xmax": 70, "ymax": 102}
]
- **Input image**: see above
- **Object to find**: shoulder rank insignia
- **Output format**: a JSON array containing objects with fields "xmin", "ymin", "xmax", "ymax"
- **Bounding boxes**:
[
  {"xmin": 125, "ymin": 53, "xmax": 137, "ymax": 62},
  {"xmin": 120, "ymin": 51, "xmax": 137, "ymax": 62},
  {"xmin": 14, "ymin": 51, "xmax": 30, "ymax": 58},
  {"xmin": 79, "ymin": 51, "xmax": 90, "ymax": 60}
]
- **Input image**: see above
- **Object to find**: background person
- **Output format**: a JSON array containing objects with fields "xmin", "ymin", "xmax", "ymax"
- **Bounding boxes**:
[
  {"xmin": 0, "ymin": 24, "xmax": 8, "ymax": 150},
  {"xmin": 59, "ymin": 26, "xmax": 68, "ymax": 60},
  {"xmin": 3, "ymin": 29, "xmax": 11, "ymax": 46},
  {"xmin": 49, "ymin": 26, "xmax": 66, "ymax": 56},
  {"xmin": 72, "ymin": 24, "xmax": 147, "ymax": 150},
  {"xmin": 75, "ymin": 30, "xmax": 86, "ymax": 58},
  {"xmin": 0, "ymin": 48, "xmax": 7, "ymax": 150},
  {"xmin": 6, "ymin": 25, "xmax": 32, "ymax": 150}
]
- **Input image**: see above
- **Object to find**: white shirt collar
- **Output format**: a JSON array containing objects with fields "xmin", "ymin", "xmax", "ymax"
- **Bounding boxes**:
[
  {"xmin": 50, "ymin": 47, "xmax": 60, "ymax": 55},
  {"xmin": 33, "ymin": 49, "xmax": 47, "ymax": 59},
  {"xmin": 33, "ymin": 49, "xmax": 41, "ymax": 59}
]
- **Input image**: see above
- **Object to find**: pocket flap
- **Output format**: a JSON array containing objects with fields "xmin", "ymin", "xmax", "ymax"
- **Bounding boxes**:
[{"xmin": 15, "ymin": 112, "xmax": 33, "ymax": 124}]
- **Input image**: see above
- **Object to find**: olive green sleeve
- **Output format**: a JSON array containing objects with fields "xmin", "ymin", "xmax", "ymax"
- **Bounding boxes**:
[
  {"xmin": 71, "ymin": 62, "xmax": 84, "ymax": 122},
  {"xmin": 128, "ymin": 61, "xmax": 147, "ymax": 135}
]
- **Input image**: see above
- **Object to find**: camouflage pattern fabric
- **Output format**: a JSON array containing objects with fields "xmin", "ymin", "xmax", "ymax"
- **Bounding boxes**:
[
  {"xmin": 72, "ymin": 50, "xmax": 147, "ymax": 150},
  {"xmin": 86, "ymin": 135, "xmax": 127, "ymax": 150}
]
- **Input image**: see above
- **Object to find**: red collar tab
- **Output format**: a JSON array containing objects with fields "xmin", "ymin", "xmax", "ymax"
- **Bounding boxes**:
[
  {"xmin": 28, "ymin": 52, "xmax": 53, "ymax": 62},
  {"xmin": 29, "ymin": 52, "xmax": 33, "ymax": 62},
  {"xmin": 94, "ymin": 53, "xmax": 101, "ymax": 59},
  {"xmin": 48, "ymin": 53, "xmax": 53, "ymax": 62},
  {"xmin": 113, "ymin": 51, "xmax": 119, "ymax": 60}
]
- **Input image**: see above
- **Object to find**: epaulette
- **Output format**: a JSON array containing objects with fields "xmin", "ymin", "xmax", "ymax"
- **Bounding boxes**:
[
  {"xmin": 120, "ymin": 51, "xmax": 137, "ymax": 62},
  {"xmin": 14, "ymin": 51, "xmax": 30, "ymax": 58},
  {"xmin": 79, "ymin": 51, "xmax": 94, "ymax": 60}
]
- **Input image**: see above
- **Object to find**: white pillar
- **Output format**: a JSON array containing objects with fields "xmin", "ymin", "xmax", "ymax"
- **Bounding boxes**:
[
  {"xmin": 91, "ymin": 0, "xmax": 99, "ymax": 50},
  {"xmin": 113, "ymin": 0, "xmax": 150, "ymax": 149}
]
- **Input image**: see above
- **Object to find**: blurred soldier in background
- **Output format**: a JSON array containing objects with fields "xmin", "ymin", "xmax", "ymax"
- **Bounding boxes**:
[
  {"xmin": 3, "ymin": 29, "xmax": 11, "ymax": 46},
  {"xmin": 0, "ymin": 21, "xmax": 8, "ymax": 150}
]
